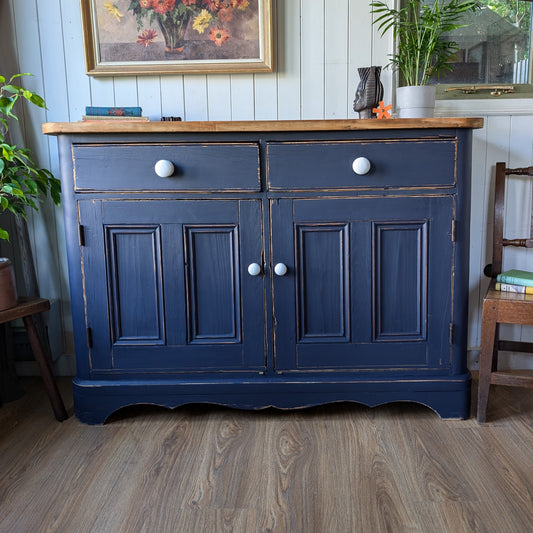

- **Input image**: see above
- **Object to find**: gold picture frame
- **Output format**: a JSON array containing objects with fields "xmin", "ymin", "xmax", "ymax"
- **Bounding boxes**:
[{"xmin": 81, "ymin": 0, "xmax": 273, "ymax": 76}]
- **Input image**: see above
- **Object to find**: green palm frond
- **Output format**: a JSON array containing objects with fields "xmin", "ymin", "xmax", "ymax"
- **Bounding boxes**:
[{"xmin": 371, "ymin": 0, "xmax": 480, "ymax": 86}]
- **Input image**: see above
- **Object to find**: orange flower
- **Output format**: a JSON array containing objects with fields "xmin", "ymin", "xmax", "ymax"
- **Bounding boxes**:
[
  {"xmin": 150, "ymin": 0, "xmax": 175, "ymax": 14},
  {"xmin": 137, "ymin": 28, "xmax": 158, "ymax": 46},
  {"xmin": 372, "ymin": 101, "xmax": 393, "ymax": 119},
  {"xmin": 140, "ymin": 0, "xmax": 151, "ymax": 7},
  {"xmin": 218, "ymin": 7, "xmax": 232, "ymax": 22},
  {"xmin": 209, "ymin": 27, "xmax": 229, "ymax": 46},
  {"xmin": 203, "ymin": 0, "xmax": 221, "ymax": 12}
]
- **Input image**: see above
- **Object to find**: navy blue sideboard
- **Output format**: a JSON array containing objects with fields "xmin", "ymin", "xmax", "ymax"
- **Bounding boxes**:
[{"xmin": 43, "ymin": 118, "xmax": 483, "ymax": 424}]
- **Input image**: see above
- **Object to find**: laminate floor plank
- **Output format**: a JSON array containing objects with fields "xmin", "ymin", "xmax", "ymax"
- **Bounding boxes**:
[
  {"xmin": 452, "ymin": 426, "xmax": 533, "ymax": 531},
  {"xmin": 396, "ymin": 420, "xmax": 482, "ymax": 504},
  {"xmin": 343, "ymin": 405, "xmax": 423, "ymax": 532},
  {"xmin": 117, "ymin": 407, "xmax": 213, "ymax": 532},
  {"xmin": 0, "ymin": 378, "xmax": 532, "ymax": 533},
  {"xmin": 412, "ymin": 501, "xmax": 526, "ymax": 533}
]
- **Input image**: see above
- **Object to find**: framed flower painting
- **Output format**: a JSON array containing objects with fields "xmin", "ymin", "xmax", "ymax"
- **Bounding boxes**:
[{"xmin": 81, "ymin": 0, "xmax": 273, "ymax": 75}]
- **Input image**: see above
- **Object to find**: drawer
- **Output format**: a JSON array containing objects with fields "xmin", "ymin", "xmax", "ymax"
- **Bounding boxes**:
[
  {"xmin": 73, "ymin": 142, "xmax": 260, "ymax": 192},
  {"xmin": 266, "ymin": 139, "xmax": 457, "ymax": 190}
]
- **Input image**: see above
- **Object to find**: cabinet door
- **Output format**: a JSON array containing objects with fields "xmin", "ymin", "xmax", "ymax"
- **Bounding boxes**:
[
  {"xmin": 271, "ymin": 196, "xmax": 454, "ymax": 371},
  {"xmin": 79, "ymin": 199, "xmax": 265, "ymax": 372}
]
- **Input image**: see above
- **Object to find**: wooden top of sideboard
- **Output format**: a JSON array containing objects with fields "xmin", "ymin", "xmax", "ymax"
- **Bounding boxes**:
[{"xmin": 42, "ymin": 118, "xmax": 483, "ymax": 135}]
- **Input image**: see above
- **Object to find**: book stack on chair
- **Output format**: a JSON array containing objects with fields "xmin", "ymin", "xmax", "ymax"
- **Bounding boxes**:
[
  {"xmin": 495, "ymin": 269, "xmax": 533, "ymax": 294},
  {"xmin": 81, "ymin": 106, "xmax": 149, "ymax": 122}
]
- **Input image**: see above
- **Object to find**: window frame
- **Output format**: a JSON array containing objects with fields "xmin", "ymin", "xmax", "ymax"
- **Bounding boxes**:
[{"xmin": 397, "ymin": 0, "xmax": 533, "ymax": 100}]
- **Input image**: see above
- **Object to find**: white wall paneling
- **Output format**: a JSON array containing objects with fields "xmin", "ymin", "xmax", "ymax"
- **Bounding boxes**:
[
  {"xmin": 276, "ymin": 0, "xmax": 300, "ymax": 119},
  {"xmin": 230, "ymin": 74, "xmax": 255, "ymax": 120},
  {"xmin": 113, "ymin": 77, "xmax": 140, "ymax": 108},
  {"xmin": 160, "ymin": 75, "xmax": 185, "ymax": 119},
  {"xmin": 137, "ymin": 76, "xmax": 163, "ymax": 120},
  {"xmin": 300, "ymin": 0, "xmax": 325, "ymax": 119},
  {"xmin": 254, "ymin": 73, "xmax": 278, "ymax": 120},
  {"xmin": 9, "ymin": 0, "xmax": 69, "ymax": 369},
  {"xmin": 325, "ymin": 0, "xmax": 349, "ymax": 119},
  {"xmin": 2, "ymin": 0, "xmax": 533, "ymax": 373},
  {"xmin": 207, "ymin": 75, "xmax": 232, "ymax": 121},
  {"xmin": 183, "ymin": 75, "xmax": 209, "ymax": 121}
]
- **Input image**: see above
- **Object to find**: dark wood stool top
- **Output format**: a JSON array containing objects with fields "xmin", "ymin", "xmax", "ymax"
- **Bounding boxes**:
[{"xmin": 0, "ymin": 297, "xmax": 50, "ymax": 323}]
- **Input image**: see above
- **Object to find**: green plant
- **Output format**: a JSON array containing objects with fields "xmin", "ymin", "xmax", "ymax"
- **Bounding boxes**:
[
  {"xmin": 371, "ymin": 0, "xmax": 479, "ymax": 86},
  {"xmin": 0, "ymin": 73, "xmax": 61, "ymax": 241}
]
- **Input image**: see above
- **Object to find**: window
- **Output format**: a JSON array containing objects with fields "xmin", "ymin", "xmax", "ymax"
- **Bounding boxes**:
[{"xmin": 435, "ymin": 0, "xmax": 533, "ymax": 97}]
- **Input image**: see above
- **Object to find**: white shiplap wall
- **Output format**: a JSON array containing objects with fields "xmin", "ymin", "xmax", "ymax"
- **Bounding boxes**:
[{"xmin": 2, "ymin": 0, "xmax": 533, "ymax": 373}]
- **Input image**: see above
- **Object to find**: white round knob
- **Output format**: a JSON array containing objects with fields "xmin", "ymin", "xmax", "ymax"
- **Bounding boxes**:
[
  {"xmin": 352, "ymin": 157, "xmax": 371, "ymax": 175},
  {"xmin": 154, "ymin": 159, "xmax": 174, "ymax": 178},
  {"xmin": 247, "ymin": 263, "xmax": 262, "ymax": 276},
  {"xmin": 274, "ymin": 263, "xmax": 288, "ymax": 276}
]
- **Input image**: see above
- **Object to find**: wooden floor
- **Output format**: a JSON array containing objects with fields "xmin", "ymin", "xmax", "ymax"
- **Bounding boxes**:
[{"xmin": 1, "ymin": 377, "xmax": 532, "ymax": 533}]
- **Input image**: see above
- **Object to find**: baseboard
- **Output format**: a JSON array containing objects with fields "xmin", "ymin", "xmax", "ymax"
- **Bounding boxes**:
[{"xmin": 16, "ymin": 353, "xmax": 76, "ymax": 377}]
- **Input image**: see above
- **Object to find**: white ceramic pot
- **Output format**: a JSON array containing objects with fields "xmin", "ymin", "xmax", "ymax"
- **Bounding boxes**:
[{"xmin": 396, "ymin": 85, "xmax": 436, "ymax": 118}]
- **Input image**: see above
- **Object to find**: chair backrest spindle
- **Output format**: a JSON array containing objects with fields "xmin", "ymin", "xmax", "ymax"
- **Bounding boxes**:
[{"xmin": 490, "ymin": 163, "xmax": 533, "ymax": 277}]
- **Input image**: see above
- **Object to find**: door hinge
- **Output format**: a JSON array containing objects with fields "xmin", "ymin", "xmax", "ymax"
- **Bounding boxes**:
[
  {"xmin": 87, "ymin": 327, "xmax": 93, "ymax": 348},
  {"xmin": 451, "ymin": 219, "xmax": 456, "ymax": 242},
  {"xmin": 449, "ymin": 323, "xmax": 454, "ymax": 344},
  {"xmin": 79, "ymin": 225, "xmax": 86, "ymax": 246}
]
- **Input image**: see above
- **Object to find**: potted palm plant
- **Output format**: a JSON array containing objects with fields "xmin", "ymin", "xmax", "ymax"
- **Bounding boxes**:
[
  {"xmin": 371, "ymin": 0, "xmax": 479, "ymax": 117},
  {"xmin": 0, "ymin": 73, "xmax": 61, "ymax": 310}
]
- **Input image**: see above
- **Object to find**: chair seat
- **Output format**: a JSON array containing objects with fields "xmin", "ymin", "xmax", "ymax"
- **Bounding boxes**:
[{"xmin": 483, "ymin": 279, "xmax": 533, "ymax": 325}]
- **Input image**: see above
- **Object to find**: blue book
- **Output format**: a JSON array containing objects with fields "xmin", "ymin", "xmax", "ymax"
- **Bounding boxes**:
[
  {"xmin": 85, "ymin": 106, "xmax": 142, "ymax": 117},
  {"xmin": 496, "ymin": 269, "xmax": 533, "ymax": 287}
]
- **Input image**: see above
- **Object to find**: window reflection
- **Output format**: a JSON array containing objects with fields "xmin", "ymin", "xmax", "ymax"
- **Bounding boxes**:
[{"xmin": 433, "ymin": 0, "xmax": 532, "ymax": 85}]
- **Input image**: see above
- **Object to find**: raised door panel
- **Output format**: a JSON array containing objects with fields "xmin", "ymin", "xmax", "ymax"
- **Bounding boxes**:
[
  {"xmin": 107, "ymin": 226, "xmax": 165, "ymax": 345},
  {"xmin": 296, "ymin": 224, "xmax": 350, "ymax": 343},
  {"xmin": 185, "ymin": 225, "xmax": 241, "ymax": 344},
  {"xmin": 374, "ymin": 221, "xmax": 427, "ymax": 342},
  {"xmin": 272, "ymin": 196, "xmax": 453, "ymax": 371},
  {"xmin": 79, "ymin": 199, "xmax": 265, "ymax": 373}
]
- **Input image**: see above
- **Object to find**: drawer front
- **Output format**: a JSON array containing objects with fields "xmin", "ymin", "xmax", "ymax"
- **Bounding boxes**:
[
  {"xmin": 73, "ymin": 142, "xmax": 260, "ymax": 192},
  {"xmin": 267, "ymin": 139, "xmax": 457, "ymax": 190}
]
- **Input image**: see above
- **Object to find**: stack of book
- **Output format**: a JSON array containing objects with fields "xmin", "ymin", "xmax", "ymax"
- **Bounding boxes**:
[
  {"xmin": 495, "ymin": 269, "xmax": 533, "ymax": 294},
  {"xmin": 82, "ymin": 106, "xmax": 149, "ymax": 122}
]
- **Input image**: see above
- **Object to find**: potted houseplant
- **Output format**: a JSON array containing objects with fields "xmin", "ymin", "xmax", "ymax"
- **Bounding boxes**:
[
  {"xmin": 0, "ymin": 73, "xmax": 61, "ymax": 310},
  {"xmin": 371, "ymin": 0, "xmax": 479, "ymax": 117}
]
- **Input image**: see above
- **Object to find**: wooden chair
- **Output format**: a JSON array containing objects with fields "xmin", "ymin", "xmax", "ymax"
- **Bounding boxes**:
[
  {"xmin": 477, "ymin": 162, "xmax": 533, "ymax": 422},
  {"xmin": 0, "ymin": 297, "xmax": 68, "ymax": 421}
]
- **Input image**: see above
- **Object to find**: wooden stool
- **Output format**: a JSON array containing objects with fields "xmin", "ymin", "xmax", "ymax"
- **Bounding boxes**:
[{"xmin": 0, "ymin": 297, "xmax": 68, "ymax": 421}]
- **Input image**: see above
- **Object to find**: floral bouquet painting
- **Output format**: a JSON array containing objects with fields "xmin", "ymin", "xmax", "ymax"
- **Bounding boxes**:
[{"xmin": 82, "ymin": 0, "xmax": 272, "ymax": 74}]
